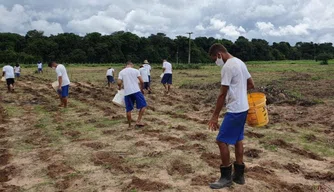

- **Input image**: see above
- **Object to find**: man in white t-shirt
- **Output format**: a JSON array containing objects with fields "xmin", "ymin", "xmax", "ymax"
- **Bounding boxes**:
[
  {"xmin": 139, "ymin": 65, "xmax": 151, "ymax": 94},
  {"xmin": 161, "ymin": 59, "xmax": 173, "ymax": 94},
  {"xmin": 48, "ymin": 61, "xmax": 71, "ymax": 108},
  {"xmin": 207, "ymin": 44, "xmax": 255, "ymax": 189},
  {"xmin": 118, "ymin": 61, "xmax": 147, "ymax": 128},
  {"xmin": 2, "ymin": 65, "xmax": 15, "ymax": 93},
  {"xmin": 106, "ymin": 67, "xmax": 115, "ymax": 88},
  {"xmin": 14, "ymin": 63, "xmax": 21, "ymax": 78},
  {"xmin": 143, "ymin": 60, "xmax": 152, "ymax": 88},
  {"xmin": 37, "ymin": 61, "xmax": 43, "ymax": 73}
]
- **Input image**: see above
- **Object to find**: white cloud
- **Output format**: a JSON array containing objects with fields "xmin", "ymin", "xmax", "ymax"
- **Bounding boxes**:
[
  {"xmin": 0, "ymin": 0, "xmax": 333, "ymax": 43},
  {"xmin": 256, "ymin": 22, "xmax": 309, "ymax": 36},
  {"xmin": 30, "ymin": 20, "xmax": 64, "ymax": 35},
  {"xmin": 67, "ymin": 16, "xmax": 126, "ymax": 35}
]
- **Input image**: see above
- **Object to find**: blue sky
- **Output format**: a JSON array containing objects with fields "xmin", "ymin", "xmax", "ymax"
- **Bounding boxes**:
[{"xmin": 0, "ymin": 0, "xmax": 333, "ymax": 44}]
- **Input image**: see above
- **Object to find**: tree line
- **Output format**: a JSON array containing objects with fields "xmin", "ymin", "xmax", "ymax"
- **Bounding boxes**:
[{"xmin": 0, "ymin": 30, "xmax": 333, "ymax": 64}]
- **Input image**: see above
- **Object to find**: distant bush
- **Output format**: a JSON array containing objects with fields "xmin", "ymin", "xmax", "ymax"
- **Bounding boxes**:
[{"xmin": 316, "ymin": 53, "xmax": 332, "ymax": 65}]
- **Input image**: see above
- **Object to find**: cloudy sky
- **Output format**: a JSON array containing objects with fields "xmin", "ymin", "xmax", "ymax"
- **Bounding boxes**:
[{"xmin": 0, "ymin": 0, "xmax": 333, "ymax": 44}]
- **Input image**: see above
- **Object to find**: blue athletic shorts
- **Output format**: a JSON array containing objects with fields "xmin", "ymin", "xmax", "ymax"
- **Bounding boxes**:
[
  {"xmin": 107, "ymin": 76, "xmax": 114, "ymax": 83},
  {"xmin": 15, "ymin": 73, "xmax": 20, "ymax": 77},
  {"xmin": 161, "ymin": 74, "xmax": 172, "ymax": 84},
  {"xmin": 216, "ymin": 110, "xmax": 248, "ymax": 145},
  {"xmin": 58, "ymin": 85, "xmax": 70, "ymax": 98},
  {"xmin": 124, "ymin": 92, "xmax": 147, "ymax": 112},
  {"xmin": 38, "ymin": 68, "xmax": 42, "ymax": 72}
]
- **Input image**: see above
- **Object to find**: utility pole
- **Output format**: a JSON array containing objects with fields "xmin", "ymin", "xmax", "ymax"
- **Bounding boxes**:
[{"xmin": 187, "ymin": 32, "xmax": 193, "ymax": 64}]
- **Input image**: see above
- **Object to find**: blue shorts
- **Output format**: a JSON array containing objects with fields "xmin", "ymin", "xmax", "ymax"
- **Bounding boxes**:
[
  {"xmin": 58, "ymin": 85, "xmax": 70, "ymax": 98},
  {"xmin": 38, "ymin": 68, "xmax": 42, "ymax": 72},
  {"xmin": 161, "ymin": 74, "xmax": 172, "ymax": 84},
  {"xmin": 148, "ymin": 75, "xmax": 151, "ymax": 83},
  {"xmin": 107, "ymin": 76, "xmax": 115, "ymax": 83},
  {"xmin": 216, "ymin": 111, "xmax": 248, "ymax": 145},
  {"xmin": 124, "ymin": 92, "xmax": 147, "ymax": 112},
  {"xmin": 15, "ymin": 73, "xmax": 20, "ymax": 77},
  {"xmin": 144, "ymin": 82, "xmax": 149, "ymax": 90}
]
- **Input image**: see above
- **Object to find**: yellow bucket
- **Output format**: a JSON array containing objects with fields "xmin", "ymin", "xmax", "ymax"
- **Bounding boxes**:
[{"xmin": 247, "ymin": 93, "xmax": 269, "ymax": 127}]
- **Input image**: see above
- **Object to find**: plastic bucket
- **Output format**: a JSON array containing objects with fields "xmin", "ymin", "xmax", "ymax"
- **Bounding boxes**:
[
  {"xmin": 51, "ymin": 81, "xmax": 59, "ymax": 92},
  {"xmin": 247, "ymin": 92, "xmax": 269, "ymax": 127},
  {"xmin": 1, "ymin": 77, "xmax": 5, "ymax": 82},
  {"xmin": 112, "ymin": 89, "xmax": 125, "ymax": 107}
]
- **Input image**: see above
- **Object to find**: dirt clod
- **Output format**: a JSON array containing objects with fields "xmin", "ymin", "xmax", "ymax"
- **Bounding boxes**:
[
  {"xmin": 304, "ymin": 171, "xmax": 334, "ymax": 181},
  {"xmin": 167, "ymin": 159, "xmax": 193, "ymax": 176},
  {"xmin": 158, "ymin": 135, "xmax": 186, "ymax": 145},
  {"xmin": 244, "ymin": 149, "xmax": 262, "ymax": 158},
  {"xmin": 47, "ymin": 161, "xmax": 75, "ymax": 179},
  {"xmin": 245, "ymin": 131, "xmax": 265, "ymax": 139},
  {"xmin": 188, "ymin": 132, "xmax": 207, "ymax": 141},
  {"xmin": 200, "ymin": 152, "xmax": 221, "ymax": 168},
  {"xmin": 283, "ymin": 163, "xmax": 301, "ymax": 174},
  {"xmin": 191, "ymin": 175, "xmax": 216, "ymax": 186},
  {"xmin": 92, "ymin": 151, "xmax": 133, "ymax": 173},
  {"xmin": 123, "ymin": 176, "xmax": 171, "ymax": 192},
  {"xmin": 82, "ymin": 142, "xmax": 107, "ymax": 150}
]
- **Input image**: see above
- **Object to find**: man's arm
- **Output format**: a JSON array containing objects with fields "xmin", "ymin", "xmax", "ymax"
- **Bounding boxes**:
[
  {"xmin": 2, "ymin": 72, "xmax": 5, "ymax": 77},
  {"xmin": 138, "ymin": 76, "xmax": 144, "ymax": 93},
  {"xmin": 117, "ymin": 79, "xmax": 122, "ymax": 90},
  {"xmin": 247, "ymin": 78, "xmax": 255, "ymax": 90},
  {"xmin": 58, "ymin": 76, "xmax": 63, "ymax": 90},
  {"xmin": 208, "ymin": 85, "xmax": 229, "ymax": 131}
]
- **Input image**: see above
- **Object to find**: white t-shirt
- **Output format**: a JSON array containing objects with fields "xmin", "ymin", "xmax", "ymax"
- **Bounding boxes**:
[
  {"xmin": 163, "ymin": 62, "xmax": 172, "ymax": 74},
  {"xmin": 2, "ymin": 65, "xmax": 15, "ymax": 79},
  {"xmin": 37, "ymin": 63, "xmax": 42, "ymax": 69},
  {"xmin": 106, "ymin": 68, "xmax": 114, "ymax": 76},
  {"xmin": 143, "ymin": 64, "xmax": 151, "ymax": 76},
  {"xmin": 14, "ymin": 66, "xmax": 21, "ymax": 73},
  {"xmin": 139, "ymin": 67, "xmax": 149, "ymax": 83},
  {"xmin": 118, "ymin": 67, "xmax": 141, "ymax": 96},
  {"xmin": 55, "ymin": 64, "xmax": 70, "ymax": 87},
  {"xmin": 221, "ymin": 57, "xmax": 251, "ymax": 113}
]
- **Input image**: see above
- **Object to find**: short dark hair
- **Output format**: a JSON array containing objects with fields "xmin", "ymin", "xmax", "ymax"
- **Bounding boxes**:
[
  {"xmin": 126, "ymin": 61, "xmax": 133, "ymax": 66},
  {"xmin": 48, "ymin": 61, "xmax": 56, "ymax": 67},
  {"xmin": 208, "ymin": 43, "xmax": 228, "ymax": 56}
]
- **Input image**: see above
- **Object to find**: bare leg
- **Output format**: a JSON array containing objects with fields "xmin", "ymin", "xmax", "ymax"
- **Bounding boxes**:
[
  {"xmin": 59, "ymin": 95, "xmax": 63, "ymax": 107},
  {"xmin": 167, "ymin": 85, "xmax": 171, "ymax": 93},
  {"xmin": 63, "ymin": 97, "xmax": 68, "ymax": 108},
  {"xmin": 136, "ymin": 107, "xmax": 146, "ymax": 125},
  {"xmin": 235, "ymin": 140, "xmax": 244, "ymax": 164},
  {"xmin": 163, "ymin": 84, "xmax": 167, "ymax": 91},
  {"xmin": 126, "ymin": 112, "xmax": 132, "ymax": 127},
  {"xmin": 217, "ymin": 141, "xmax": 230, "ymax": 166}
]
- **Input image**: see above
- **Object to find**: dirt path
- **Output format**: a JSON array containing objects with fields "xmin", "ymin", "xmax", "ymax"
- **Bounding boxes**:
[{"xmin": 0, "ymin": 74, "xmax": 333, "ymax": 192}]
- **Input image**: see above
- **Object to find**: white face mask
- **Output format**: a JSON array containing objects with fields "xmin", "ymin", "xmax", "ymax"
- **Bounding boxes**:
[{"xmin": 215, "ymin": 58, "xmax": 225, "ymax": 67}]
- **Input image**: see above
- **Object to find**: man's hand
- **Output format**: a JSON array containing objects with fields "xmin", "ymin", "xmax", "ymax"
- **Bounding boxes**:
[
  {"xmin": 58, "ymin": 86, "xmax": 61, "ymax": 91},
  {"xmin": 208, "ymin": 115, "xmax": 219, "ymax": 131},
  {"xmin": 141, "ymin": 89, "xmax": 145, "ymax": 94}
]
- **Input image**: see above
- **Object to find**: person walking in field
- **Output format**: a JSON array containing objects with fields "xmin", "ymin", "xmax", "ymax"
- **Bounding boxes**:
[
  {"xmin": 37, "ymin": 61, "xmax": 43, "ymax": 73},
  {"xmin": 139, "ymin": 65, "xmax": 152, "ymax": 94},
  {"xmin": 118, "ymin": 61, "xmax": 147, "ymax": 128},
  {"xmin": 207, "ymin": 43, "xmax": 255, "ymax": 189},
  {"xmin": 143, "ymin": 60, "xmax": 152, "ymax": 89},
  {"xmin": 106, "ymin": 67, "xmax": 115, "ymax": 88},
  {"xmin": 14, "ymin": 63, "xmax": 21, "ymax": 78},
  {"xmin": 2, "ymin": 64, "xmax": 15, "ymax": 93},
  {"xmin": 48, "ymin": 62, "xmax": 70, "ymax": 108},
  {"xmin": 161, "ymin": 59, "xmax": 173, "ymax": 94}
]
